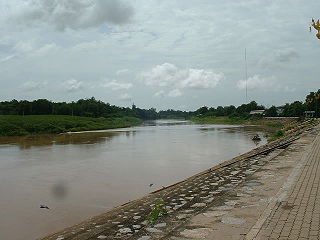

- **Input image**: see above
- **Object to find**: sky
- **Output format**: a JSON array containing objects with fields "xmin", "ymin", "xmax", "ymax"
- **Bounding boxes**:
[{"xmin": 0, "ymin": 0, "xmax": 319, "ymax": 111}]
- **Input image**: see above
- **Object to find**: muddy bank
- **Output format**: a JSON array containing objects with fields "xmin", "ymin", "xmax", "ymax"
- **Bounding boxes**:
[{"xmin": 40, "ymin": 120, "xmax": 318, "ymax": 240}]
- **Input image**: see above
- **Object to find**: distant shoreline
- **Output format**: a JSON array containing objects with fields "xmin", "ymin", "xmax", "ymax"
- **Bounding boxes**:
[{"xmin": 0, "ymin": 115, "xmax": 143, "ymax": 137}]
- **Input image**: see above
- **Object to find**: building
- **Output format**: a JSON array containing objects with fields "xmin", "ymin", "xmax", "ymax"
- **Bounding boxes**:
[
  {"xmin": 304, "ymin": 111, "xmax": 315, "ymax": 118},
  {"xmin": 249, "ymin": 110, "xmax": 265, "ymax": 115}
]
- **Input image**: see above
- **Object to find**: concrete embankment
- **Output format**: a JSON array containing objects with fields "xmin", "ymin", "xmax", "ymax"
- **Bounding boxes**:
[{"xmin": 40, "ymin": 121, "xmax": 319, "ymax": 240}]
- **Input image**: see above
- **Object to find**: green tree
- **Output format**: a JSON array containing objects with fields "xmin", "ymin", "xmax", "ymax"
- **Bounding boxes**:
[{"xmin": 265, "ymin": 106, "xmax": 278, "ymax": 117}]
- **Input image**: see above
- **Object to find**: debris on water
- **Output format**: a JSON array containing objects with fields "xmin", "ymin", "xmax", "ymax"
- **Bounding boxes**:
[{"xmin": 252, "ymin": 134, "xmax": 261, "ymax": 141}]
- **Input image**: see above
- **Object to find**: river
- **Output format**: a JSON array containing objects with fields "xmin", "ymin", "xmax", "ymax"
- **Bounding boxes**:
[{"xmin": 0, "ymin": 120, "xmax": 269, "ymax": 240}]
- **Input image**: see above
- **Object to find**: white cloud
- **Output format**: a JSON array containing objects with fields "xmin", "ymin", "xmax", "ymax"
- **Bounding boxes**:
[
  {"xmin": 32, "ymin": 43, "xmax": 59, "ymax": 57},
  {"xmin": 102, "ymin": 79, "xmax": 132, "ymax": 90},
  {"xmin": 168, "ymin": 89, "xmax": 182, "ymax": 97},
  {"xmin": 142, "ymin": 63, "xmax": 180, "ymax": 87},
  {"xmin": 142, "ymin": 63, "xmax": 224, "ymax": 90},
  {"xmin": 237, "ymin": 75, "xmax": 277, "ymax": 90},
  {"xmin": 283, "ymin": 86, "xmax": 296, "ymax": 93},
  {"xmin": 154, "ymin": 89, "xmax": 183, "ymax": 97},
  {"xmin": 14, "ymin": 41, "xmax": 34, "ymax": 53},
  {"xmin": 238, "ymin": 75, "xmax": 297, "ymax": 93},
  {"xmin": 179, "ymin": 69, "xmax": 222, "ymax": 89},
  {"xmin": 15, "ymin": 0, "xmax": 134, "ymax": 31},
  {"xmin": 119, "ymin": 93, "xmax": 131, "ymax": 101},
  {"xmin": 0, "ymin": 54, "xmax": 16, "ymax": 63},
  {"xmin": 154, "ymin": 90, "xmax": 165, "ymax": 97},
  {"xmin": 64, "ymin": 79, "xmax": 83, "ymax": 92},
  {"xmin": 21, "ymin": 81, "xmax": 47, "ymax": 91},
  {"xmin": 116, "ymin": 69, "xmax": 129, "ymax": 75}
]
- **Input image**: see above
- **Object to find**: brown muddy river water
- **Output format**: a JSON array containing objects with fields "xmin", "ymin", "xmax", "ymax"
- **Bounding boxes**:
[{"xmin": 0, "ymin": 120, "xmax": 269, "ymax": 240}]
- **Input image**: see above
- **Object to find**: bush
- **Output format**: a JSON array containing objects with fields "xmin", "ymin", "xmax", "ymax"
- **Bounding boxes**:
[{"xmin": 275, "ymin": 130, "xmax": 284, "ymax": 137}]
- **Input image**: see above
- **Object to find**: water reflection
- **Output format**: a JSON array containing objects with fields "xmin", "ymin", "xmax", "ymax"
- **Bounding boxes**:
[
  {"xmin": 0, "ymin": 131, "xmax": 127, "ymax": 149},
  {"xmin": 143, "ymin": 119, "xmax": 191, "ymax": 126}
]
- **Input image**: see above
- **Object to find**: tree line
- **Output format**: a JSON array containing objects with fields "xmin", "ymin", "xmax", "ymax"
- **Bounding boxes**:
[
  {"xmin": 0, "ymin": 89, "xmax": 319, "ymax": 119},
  {"xmin": 0, "ymin": 97, "xmax": 158, "ymax": 120}
]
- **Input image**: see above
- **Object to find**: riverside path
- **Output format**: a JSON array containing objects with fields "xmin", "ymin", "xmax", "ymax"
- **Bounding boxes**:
[{"xmin": 249, "ymin": 124, "xmax": 320, "ymax": 240}]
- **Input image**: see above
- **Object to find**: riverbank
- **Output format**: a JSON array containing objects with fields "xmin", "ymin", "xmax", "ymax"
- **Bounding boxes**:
[
  {"xmin": 191, "ymin": 116, "xmax": 308, "ymax": 142},
  {"xmin": 191, "ymin": 116, "xmax": 248, "ymax": 124},
  {"xmin": 0, "ymin": 115, "xmax": 142, "ymax": 136},
  {"xmin": 40, "ymin": 119, "xmax": 318, "ymax": 240},
  {"xmin": 190, "ymin": 116, "xmax": 298, "ymax": 127}
]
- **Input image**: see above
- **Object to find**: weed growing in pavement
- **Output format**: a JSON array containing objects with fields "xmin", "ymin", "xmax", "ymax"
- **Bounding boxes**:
[{"xmin": 147, "ymin": 201, "xmax": 167, "ymax": 223}]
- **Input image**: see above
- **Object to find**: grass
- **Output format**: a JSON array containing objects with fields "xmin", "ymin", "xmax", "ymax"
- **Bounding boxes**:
[
  {"xmin": 191, "ymin": 116, "xmax": 247, "ymax": 125},
  {"xmin": 191, "ymin": 116, "xmax": 286, "ymax": 128},
  {"xmin": 261, "ymin": 121, "xmax": 284, "ymax": 128},
  {"xmin": 147, "ymin": 201, "xmax": 167, "ymax": 223},
  {"xmin": 0, "ymin": 115, "xmax": 143, "ymax": 136},
  {"xmin": 267, "ymin": 130, "xmax": 285, "ymax": 142}
]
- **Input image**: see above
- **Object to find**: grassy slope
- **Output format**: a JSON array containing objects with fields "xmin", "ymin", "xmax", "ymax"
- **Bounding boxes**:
[
  {"xmin": 190, "ymin": 116, "xmax": 291, "ymax": 142},
  {"xmin": 191, "ymin": 116, "xmax": 287, "ymax": 127},
  {"xmin": 191, "ymin": 116, "xmax": 247, "ymax": 124},
  {"xmin": 0, "ymin": 115, "xmax": 143, "ymax": 136}
]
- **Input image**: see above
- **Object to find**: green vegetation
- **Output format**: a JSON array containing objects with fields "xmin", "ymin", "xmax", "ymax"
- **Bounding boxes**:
[
  {"xmin": 267, "ymin": 130, "xmax": 285, "ymax": 142},
  {"xmin": 191, "ymin": 116, "xmax": 247, "ymax": 124},
  {"xmin": 284, "ymin": 125, "xmax": 295, "ymax": 131},
  {"xmin": 147, "ymin": 201, "xmax": 167, "ymax": 223},
  {"xmin": 0, "ymin": 115, "xmax": 142, "ymax": 136},
  {"xmin": 261, "ymin": 121, "xmax": 284, "ymax": 128},
  {"xmin": 0, "ymin": 97, "xmax": 158, "ymax": 120}
]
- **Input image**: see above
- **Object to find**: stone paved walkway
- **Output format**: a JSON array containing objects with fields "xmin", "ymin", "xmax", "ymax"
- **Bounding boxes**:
[{"xmin": 253, "ymin": 127, "xmax": 320, "ymax": 240}]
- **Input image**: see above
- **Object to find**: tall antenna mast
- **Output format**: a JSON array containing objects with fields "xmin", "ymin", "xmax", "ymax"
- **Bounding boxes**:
[{"xmin": 245, "ymin": 48, "xmax": 248, "ymax": 103}]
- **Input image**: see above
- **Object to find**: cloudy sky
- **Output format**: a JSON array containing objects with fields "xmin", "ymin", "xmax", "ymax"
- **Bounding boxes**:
[{"xmin": 0, "ymin": 0, "xmax": 319, "ymax": 110}]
